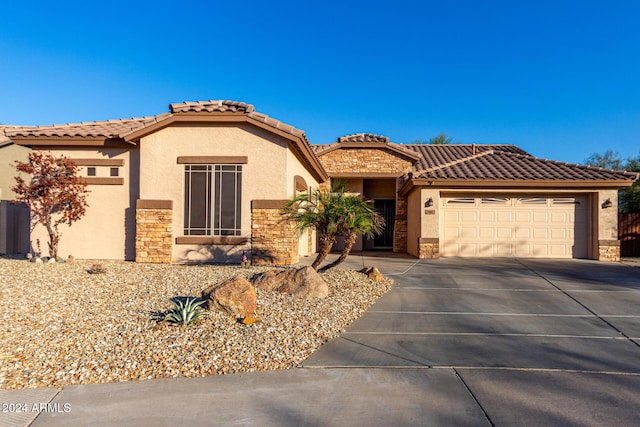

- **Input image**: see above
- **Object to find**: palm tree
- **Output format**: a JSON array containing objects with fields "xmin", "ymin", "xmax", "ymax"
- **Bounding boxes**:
[
  {"xmin": 281, "ymin": 181, "xmax": 385, "ymax": 271},
  {"xmin": 317, "ymin": 196, "xmax": 384, "ymax": 272},
  {"xmin": 428, "ymin": 133, "xmax": 454, "ymax": 144}
]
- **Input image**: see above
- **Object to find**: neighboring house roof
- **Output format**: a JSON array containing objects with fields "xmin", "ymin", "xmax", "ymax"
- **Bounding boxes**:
[{"xmin": 3, "ymin": 100, "xmax": 328, "ymax": 182}]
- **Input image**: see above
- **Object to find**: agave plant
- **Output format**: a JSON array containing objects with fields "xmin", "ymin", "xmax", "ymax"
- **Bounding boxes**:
[{"xmin": 162, "ymin": 297, "xmax": 207, "ymax": 326}]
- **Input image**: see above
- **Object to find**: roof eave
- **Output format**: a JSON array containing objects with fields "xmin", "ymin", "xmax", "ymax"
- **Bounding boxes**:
[
  {"xmin": 122, "ymin": 113, "xmax": 248, "ymax": 142},
  {"xmin": 406, "ymin": 178, "xmax": 637, "ymax": 189},
  {"xmin": 9, "ymin": 136, "xmax": 131, "ymax": 147}
]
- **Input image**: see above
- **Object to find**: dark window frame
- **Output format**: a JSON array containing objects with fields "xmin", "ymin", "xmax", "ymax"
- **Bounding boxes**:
[{"xmin": 183, "ymin": 164, "xmax": 242, "ymax": 237}]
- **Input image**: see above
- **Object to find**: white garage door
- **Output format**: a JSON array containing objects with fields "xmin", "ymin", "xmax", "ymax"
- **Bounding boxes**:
[{"xmin": 441, "ymin": 195, "xmax": 588, "ymax": 258}]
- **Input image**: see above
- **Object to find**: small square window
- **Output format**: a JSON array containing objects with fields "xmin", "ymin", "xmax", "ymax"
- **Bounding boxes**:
[
  {"xmin": 87, "ymin": 167, "xmax": 96, "ymax": 177},
  {"xmin": 110, "ymin": 168, "xmax": 119, "ymax": 177}
]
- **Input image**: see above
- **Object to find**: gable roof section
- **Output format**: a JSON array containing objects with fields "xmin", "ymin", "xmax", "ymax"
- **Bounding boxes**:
[
  {"xmin": 3, "ymin": 100, "xmax": 328, "ymax": 182},
  {"xmin": 315, "ymin": 133, "xmax": 422, "ymax": 162},
  {"xmin": 399, "ymin": 149, "xmax": 638, "ymax": 194}
]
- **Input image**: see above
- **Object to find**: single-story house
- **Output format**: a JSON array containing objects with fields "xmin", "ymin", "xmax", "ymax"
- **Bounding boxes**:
[{"xmin": 1, "ymin": 100, "xmax": 637, "ymax": 263}]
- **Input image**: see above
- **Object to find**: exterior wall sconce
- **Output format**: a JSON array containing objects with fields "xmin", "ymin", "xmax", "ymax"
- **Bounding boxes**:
[
  {"xmin": 425, "ymin": 197, "xmax": 434, "ymax": 208},
  {"xmin": 601, "ymin": 198, "xmax": 613, "ymax": 209}
]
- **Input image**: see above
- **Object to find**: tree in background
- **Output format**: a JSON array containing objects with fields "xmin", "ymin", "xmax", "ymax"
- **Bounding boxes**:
[
  {"xmin": 12, "ymin": 151, "xmax": 90, "ymax": 258},
  {"xmin": 281, "ymin": 181, "xmax": 384, "ymax": 271},
  {"xmin": 584, "ymin": 150, "xmax": 640, "ymax": 213},
  {"xmin": 413, "ymin": 133, "xmax": 457, "ymax": 145},
  {"xmin": 583, "ymin": 149, "xmax": 623, "ymax": 170}
]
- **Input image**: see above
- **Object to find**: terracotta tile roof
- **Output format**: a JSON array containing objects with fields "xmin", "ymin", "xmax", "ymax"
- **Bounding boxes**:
[
  {"xmin": 2, "ymin": 100, "xmax": 328, "ymax": 182},
  {"xmin": 316, "ymin": 133, "xmax": 422, "ymax": 161},
  {"xmin": 2, "ymin": 100, "xmax": 307, "ymax": 141},
  {"xmin": 169, "ymin": 100, "xmax": 307, "ymax": 138},
  {"xmin": 169, "ymin": 100, "xmax": 255, "ymax": 114},
  {"xmin": 402, "ymin": 144, "xmax": 528, "ymax": 170},
  {"xmin": 338, "ymin": 133, "xmax": 390, "ymax": 143},
  {"xmin": 406, "ymin": 149, "xmax": 638, "ymax": 182},
  {"xmin": 2, "ymin": 115, "xmax": 171, "ymax": 138}
]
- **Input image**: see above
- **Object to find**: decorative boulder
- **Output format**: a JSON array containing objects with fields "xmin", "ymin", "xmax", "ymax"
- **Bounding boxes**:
[
  {"xmin": 360, "ymin": 266, "xmax": 385, "ymax": 282},
  {"xmin": 202, "ymin": 276, "xmax": 257, "ymax": 318},
  {"xmin": 252, "ymin": 266, "xmax": 329, "ymax": 298},
  {"xmin": 250, "ymin": 269, "xmax": 282, "ymax": 292}
]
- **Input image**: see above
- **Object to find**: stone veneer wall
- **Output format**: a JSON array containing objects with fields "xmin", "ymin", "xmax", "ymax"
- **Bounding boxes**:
[
  {"xmin": 418, "ymin": 238, "xmax": 440, "ymax": 259},
  {"xmin": 136, "ymin": 200, "xmax": 173, "ymax": 263},
  {"xmin": 251, "ymin": 200, "xmax": 299, "ymax": 265},
  {"xmin": 598, "ymin": 240, "xmax": 621, "ymax": 262},
  {"xmin": 320, "ymin": 148, "xmax": 413, "ymax": 174},
  {"xmin": 318, "ymin": 149, "xmax": 414, "ymax": 254}
]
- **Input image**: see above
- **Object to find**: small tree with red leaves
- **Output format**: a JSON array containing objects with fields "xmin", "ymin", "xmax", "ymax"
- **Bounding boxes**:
[{"xmin": 12, "ymin": 151, "xmax": 89, "ymax": 258}]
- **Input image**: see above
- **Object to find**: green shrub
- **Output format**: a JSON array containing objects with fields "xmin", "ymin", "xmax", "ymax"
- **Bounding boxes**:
[{"xmin": 162, "ymin": 298, "xmax": 207, "ymax": 326}]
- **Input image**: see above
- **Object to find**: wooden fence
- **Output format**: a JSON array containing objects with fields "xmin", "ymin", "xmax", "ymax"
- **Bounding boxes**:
[{"xmin": 619, "ymin": 213, "xmax": 640, "ymax": 257}]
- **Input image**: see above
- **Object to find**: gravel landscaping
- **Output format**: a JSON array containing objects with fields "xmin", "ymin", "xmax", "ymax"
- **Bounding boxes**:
[{"xmin": 0, "ymin": 258, "xmax": 392, "ymax": 390}]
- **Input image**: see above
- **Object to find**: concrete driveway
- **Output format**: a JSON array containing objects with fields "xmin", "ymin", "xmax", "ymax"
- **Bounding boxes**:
[
  {"xmin": 4, "ymin": 257, "xmax": 640, "ymax": 426},
  {"xmin": 303, "ymin": 257, "xmax": 640, "ymax": 426}
]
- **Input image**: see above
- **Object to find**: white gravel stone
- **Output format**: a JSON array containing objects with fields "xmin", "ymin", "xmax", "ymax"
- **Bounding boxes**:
[{"xmin": 0, "ymin": 259, "xmax": 392, "ymax": 389}]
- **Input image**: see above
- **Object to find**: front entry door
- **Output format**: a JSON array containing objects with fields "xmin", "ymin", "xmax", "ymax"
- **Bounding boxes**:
[{"xmin": 373, "ymin": 199, "xmax": 395, "ymax": 248}]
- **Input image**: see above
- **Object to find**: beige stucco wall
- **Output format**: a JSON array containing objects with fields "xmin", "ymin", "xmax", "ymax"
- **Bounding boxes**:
[
  {"xmin": 287, "ymin": 147, "xmax": 321, "ymax": 257},
  {"xmin": 286, "ymin": 148, "xmax": 319, "ymax": 196},
  {"xmin": 0, "ymin": 143, "xmax": 31, "ymax": 201},
  {"xmin": 28, "ymin": 148, "xmax": 135, "ymax": 259},
  {"xmin": 138, "ymin": 124, "xmax": 319, "ymax": 263},
  {"xmin": 596, "ymin": 189, "xmax": 619, "ymax": 241},
  {"xmin": 406, "ymin": 189, "xmax": 421, "ymax": 256}
]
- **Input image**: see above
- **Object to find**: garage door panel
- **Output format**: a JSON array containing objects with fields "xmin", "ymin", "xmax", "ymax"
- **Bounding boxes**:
[
  {"xmin": 441, "ymin": 195, "xmax": 588, "ymax": 258},
  {"xmin": 460, "ymin": 211, "xmax": 478, "ymax": 222},
  {"xmin": 532, "ymin": 228, "xmax": 548, "ymax": 239},
  {"xmin": 479, "ymin": 211, "xmax": 495, "ymax": 222},
  {"xmin": 551, "ymin": 212, "xmax": 570, "ymax": 223},
  {"xmin": 549, "ymin": 244, "xmax": 570, "ymax": 257},
  {"xmin": 495, "ymin": 243, "xmax": 513, "ymax": 256},
  {"xmin": 479, "ymin": 228, "xmax": 495, "ymax": 238},
  {"xmin": 496, "ymin": 227, "xmax": 512, "ymax": 238},
  {"xmin": 444, "ymin": 228, "xmax": 460, "ymax": 239},
  {"xmin": 443, "ymin": 211, "xmax": 461, "ymax": 222},
  {"xmin": 497, "ymin": 212, "xmax": 513, "ymax": 222},
  {"xmin": 460, "ymin": 227, "xmax": 478, "ymax": 238},
  {"xmin": 532, "ymin": 212, "xmax": 549, "ymax": 223},
  {"xmin": 550, "ymin": 228, "xmax": 568, "ymax": 240}
]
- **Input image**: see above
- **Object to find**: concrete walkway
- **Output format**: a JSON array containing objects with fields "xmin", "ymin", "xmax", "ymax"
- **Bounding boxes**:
[{"xmin": 2, "ymin": 255, "xmax": 640, "ymax": 426}]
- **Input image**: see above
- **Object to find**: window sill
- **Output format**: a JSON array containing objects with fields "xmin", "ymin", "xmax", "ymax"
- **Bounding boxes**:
[
  {"xmin": 81, "ymin": 177, "xmax": 124, "ymax": 185},
  {"xmin": 175, "ymin": 236, "xmax": 248, "ymax": 245}
]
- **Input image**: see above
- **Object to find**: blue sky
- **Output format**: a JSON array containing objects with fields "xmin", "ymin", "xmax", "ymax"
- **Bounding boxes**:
[{"xmin": 1, "ymin": 0, "xmax": 638, "ymax": 165}]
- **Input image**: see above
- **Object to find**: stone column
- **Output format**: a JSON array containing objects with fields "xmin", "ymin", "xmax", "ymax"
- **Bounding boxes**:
[
  {"xmin": 598, "ymin": 240, "xmax": 620, "ymax": 262},
  {"xmin": 251, "ymin": 200, "xmax": 299, "ymax": 265},
  {"xmin": 393, "ymin": 179, "xmax": 408, "ymax": 253},
  {"xmin": 418, "ymin": 238, "xmax": 440, "ymax": 259},
  {"xmin": 135, "ymin": 200, "xmax": 173, "ymax": 263}
]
